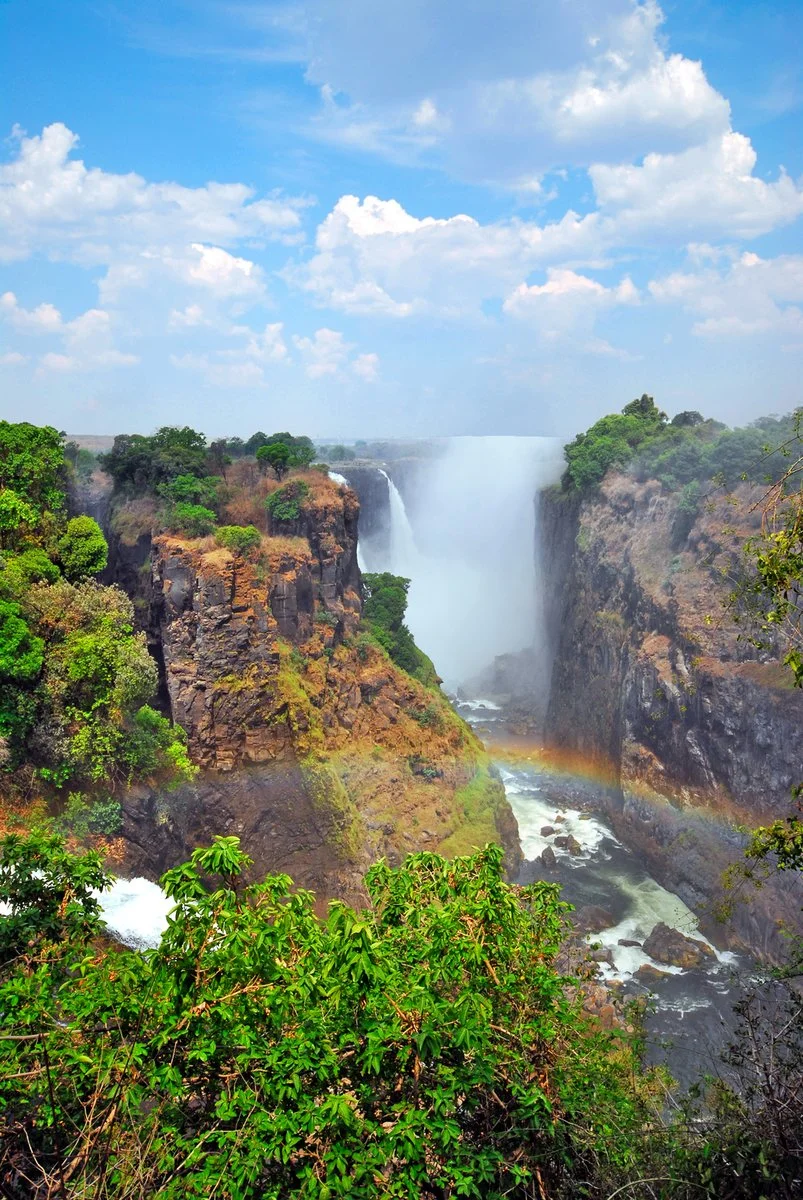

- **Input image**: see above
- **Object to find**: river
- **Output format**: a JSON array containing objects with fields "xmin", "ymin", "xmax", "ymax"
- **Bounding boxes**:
[{"xmin": 454, "ymin": 697, "xmax": 759, "ymax": 1087}]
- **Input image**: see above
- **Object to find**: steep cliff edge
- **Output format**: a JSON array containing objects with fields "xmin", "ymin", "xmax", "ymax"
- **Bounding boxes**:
[
  {"xmin": 541, "ymin": 474, "xmax": 803, "ymax": 958},
  {"xmin": 114, "ymin": 472, "xmax": 518, "ymax": 903}
]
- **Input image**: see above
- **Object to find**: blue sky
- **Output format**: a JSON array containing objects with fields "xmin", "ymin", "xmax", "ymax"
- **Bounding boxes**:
[{"xmin": 1, "ymin": 0, "xmax": 801, "ymax": 438}]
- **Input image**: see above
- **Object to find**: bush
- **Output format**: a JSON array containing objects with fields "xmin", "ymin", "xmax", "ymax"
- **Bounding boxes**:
[
  {"xmin": 265, "ymin": 481, "xmax": 310, "ymax": 525},
  {"xmin": 0, "ymin": 835, "xmax": 663, "ymax": 1198},
  {"xmin": 58, "ymin": 515, "xmax": 108, "ymax": 581},
  {"xmin": 215, "ymin": 524, "xmax": 262, "ymax": 555},
  {"xmin": 167, "ymin": 502, "xmax": 216, "ymax": 537}
]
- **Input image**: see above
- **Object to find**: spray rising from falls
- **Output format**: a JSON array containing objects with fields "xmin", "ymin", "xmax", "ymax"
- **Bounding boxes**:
[{"xmin": 376, "ymin": 438, "xmax": 563, "ymax": 690}]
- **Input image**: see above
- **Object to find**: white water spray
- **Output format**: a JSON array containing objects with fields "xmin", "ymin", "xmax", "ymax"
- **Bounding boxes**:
[
  {"xmin": 378, "ymin": 438, "xmax": 562, "ymax": 689},
  {"xmin": 379, "ymin": 469, "xmax": 419, "ymax": 577}
]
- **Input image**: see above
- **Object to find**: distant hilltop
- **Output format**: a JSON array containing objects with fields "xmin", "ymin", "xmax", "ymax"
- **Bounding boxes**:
[{"xmin": 66, "ymin": 434, "xmax": 116, "ymax": 451}]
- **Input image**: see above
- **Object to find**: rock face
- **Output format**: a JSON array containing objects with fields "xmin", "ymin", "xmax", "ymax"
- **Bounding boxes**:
[
  {"xmin": 540, "ymin": 474, "xmax": 803, "ymax": 960},
  {"xmin": 642, "ymin": 923, "xmax": 716, "ymax": 970},
  {"xmin": 111, "ymin": 472, "xmax": 520, "ymax": 903}
]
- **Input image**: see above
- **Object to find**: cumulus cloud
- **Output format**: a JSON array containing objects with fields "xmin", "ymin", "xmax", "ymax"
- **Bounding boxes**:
[
  {"xmin": 0, "ymin": 123, "xmax": 308, "ymax": 264},
  {"xmin": 352, "ymin": 352, "xmax": 380, "ymax": 381},
  {"xmin": 503, "ymin": 268, "xmax": 638, "ymax": 347},
  {"xmin": 301, "ymin": 0, "xmax": 730, "ymax": 184},
  {"xmin": 649, "ymin": 251, "xmax": 803, "ymax": 341},
  {"xmin": 591, "ymin": 132, "xmax": 803, "ymax": 240},
  {"xmin": 1, "ymin": 290, "xmax": 138, "ymax": 371}
]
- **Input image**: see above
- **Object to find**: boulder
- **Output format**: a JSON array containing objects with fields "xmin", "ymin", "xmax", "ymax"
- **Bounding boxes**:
[
  {"xmin": 642, "ymin": 922, "xmax": 716, "ymax": 970},
  {"xmin": 540, "ymin": 845, "xmax": 557, "ymax": 868},
  {"xmin": 617, "ymin": 938, "xmax": 642, "ymax": 948},
  {"xmin": 540, "ymin": 825, "xmax": 555, "ymax": 837},
  {"xmin": 566, "ymin": 834, "xmax": 583, "ymax": 855},
  {"xmin": 575, "ymin": 905, "xmax": 616, "ymax": 933},
  {"xmin": 635, "ymin": 963, "xmax": 670, "ymax": 984}
]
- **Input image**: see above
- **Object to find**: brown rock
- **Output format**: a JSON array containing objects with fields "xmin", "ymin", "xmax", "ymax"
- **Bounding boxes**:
[
  {"xmin": 635, "ymin": 963, "xmax": 670, "ymax": 984},
  {"xmin": 642, "ymin": 922, "xmax": 716, "ymax": 970},
  {"xmin": 575, "ymin": 905, "xmax": 616, "ymax": 933},
  {"xmin": 540, "ymin": 825, "xmax": 555, "ymax": 837}
]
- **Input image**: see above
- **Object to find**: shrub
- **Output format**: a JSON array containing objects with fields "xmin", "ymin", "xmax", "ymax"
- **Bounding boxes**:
[
  {"xmin": 0, "ymin": 835, "xmax": 665, "ymax": 1198},
  {"xmin": 167, "ymin": 502, "xmax": 216, "ymax": 537},
  {"xmin": 215, "ymin": 524, "xmax": 262, "ymax": 555},
  {"xmin": 58, "ymin": 515, "xmax": 108, "ymax": 581},
  {"xmin": 265, "ymin": 481, "xmax": 310, "ymax": 524}
]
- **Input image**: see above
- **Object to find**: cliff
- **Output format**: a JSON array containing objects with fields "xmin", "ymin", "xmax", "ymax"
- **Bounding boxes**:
[
  {"xmin": 113, "ymin": 470, "xmax": 519, "ymax": 903},
  {"xmin": 541, "ymin": 474, "xmax": 803, "ymax": 959}
]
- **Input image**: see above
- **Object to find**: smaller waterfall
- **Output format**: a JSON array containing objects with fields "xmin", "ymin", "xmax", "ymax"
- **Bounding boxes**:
[{"xmin": 379, "ymin": 469, "xmax": 419, "ymax": 577}]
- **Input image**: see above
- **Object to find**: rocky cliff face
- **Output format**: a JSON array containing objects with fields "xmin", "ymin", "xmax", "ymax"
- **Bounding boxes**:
[
  {"xmin": 541, "ymin": 475, "xmax": 803, "ymax": 959},
  {"xmin": 113, "ymin": 472, "xmax": 519, "ymax": 903}
]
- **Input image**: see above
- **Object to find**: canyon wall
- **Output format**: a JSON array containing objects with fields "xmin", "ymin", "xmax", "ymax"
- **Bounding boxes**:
[
  {"xmin": 540, "ymin": 475, "xmax": 803, "ymax": 958},
  {"xmin": 109, "ymin": 472, "xmax": 519, "ymax": 904}
]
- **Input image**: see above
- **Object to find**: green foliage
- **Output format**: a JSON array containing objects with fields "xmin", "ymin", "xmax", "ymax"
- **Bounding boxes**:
[
  {"xmin": 0, "ymin": 420, "xmax": 65, "ymax": 513},
  {"xmin": 0, "ymin": 487, "xmax": 38, "ymax": 549},
  {"xmin": 100, "ymin": 426, "xmax": 208, "ymax": 492},
  {"xmin": 0, "ymin": 835, "xmax": 663, "ymax": 1198},
  {"xmin": 562, "ymin": 395, "xmax": 668, "ymax": 491},
  {"xmin": 323, "ymin": 443, "xmax": 357, "ymax": 461},
  {"xmin": 361, "ymin": 572, "xmax": 439, "ymax": 685},
  {"xmin": 56, "ymin": 792, "xmax": 123, "ymax": 839},
  {"xmin": 57, "ymin": 515, "xmax": 108, "ymax": 581},
  {"xmin": 64, "ymin": 440, "xmax": 97, "ymax": 480},
  {"xmin": 266, "ymin": 480, "xmax": 310, "ymax": 524},
  {"xmin": 257, "ymin": 440, "xmax": 291, "ymax": 479},
  {"xmin": 160, "ymin": 472, "xmax": 223, "ymax": 511},
  {"xmin": 167, "ymin": 502, "xmax": 217, "ymax": 537},
  {"xmin": 563, "ymin": 401, "xmax": 800, "ymax": 495},
  {"xmin": 0, "ymin": 830, "xmax": 110, "ymax": 965},
  {"xmin": 215, "ymin": 524, "xmax": 263, "ymax": 555},
  {"xmin": 0, "ymin": 599, "xmax": 44, "ymax": 684},
  {"xmin": 1, "ymin": 546, "xmax": 60, "ymax": 589}
]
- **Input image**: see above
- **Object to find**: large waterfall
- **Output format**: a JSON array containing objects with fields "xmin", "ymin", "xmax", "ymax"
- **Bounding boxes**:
[{"xmin": 373, "ymin": 437, "xmax": 563, "ymax": 689}]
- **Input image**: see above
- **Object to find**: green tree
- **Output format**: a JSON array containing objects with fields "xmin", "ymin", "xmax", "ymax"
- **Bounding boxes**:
[
  {"xmin": 0, "ymin": 421, "xmax": 65, "ymax": 512},
  {"xmin": 362, "ymin": 572, "xmax": 438, "ymax": 685},
  {"xmin": 0, "ymin": 599, "xmax": 44, "ymax": 683},
  {"xmin": 257, "ymin": 441, "xmax": 291, "ymax": 479},
  {"xmin": 0, "ymin": 487, "xmax": 38, "ymax": 550},
  {"xmin": 58, "ymin": 515, "xmax": 108, "ymax": 581}
]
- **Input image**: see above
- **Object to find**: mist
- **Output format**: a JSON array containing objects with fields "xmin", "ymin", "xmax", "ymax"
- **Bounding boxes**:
[{"xmin": 360, "ymin": 437, "xmax": 564, "ymax": 690}]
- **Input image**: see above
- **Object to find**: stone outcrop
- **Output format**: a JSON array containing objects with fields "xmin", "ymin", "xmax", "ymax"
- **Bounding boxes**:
[
  {"xmin": 642, "ymin": 922, "xmax": 716, "ymax": 970},
  {"xmin": 540, "ymin": 474, "xmax": 803, "ymax": 960},
  {"xmin": 110, "ymin": 472, "xmax": 519, "ymax": 903}
]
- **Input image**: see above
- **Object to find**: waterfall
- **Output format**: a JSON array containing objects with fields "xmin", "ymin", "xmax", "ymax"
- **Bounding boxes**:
[
  {"xmin": 378, "ymin": 469, "xmax": 419, "ymax": 577},
  {"xmin": 377, "ymin": 438, "xmax": 563, "ymax": 689}
]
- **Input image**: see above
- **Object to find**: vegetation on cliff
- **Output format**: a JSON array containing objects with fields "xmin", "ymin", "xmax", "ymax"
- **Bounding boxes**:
[
  {"xmin": 562, "ymin": 395, "xmax": 800, "ymax": 495},
  {"xmin": 362, "ymin": 571, "xmax": 439, "ymax": 687},
  {"xmin": 0, "ymin": 421, "xmax": 194, "ymax": 814}
]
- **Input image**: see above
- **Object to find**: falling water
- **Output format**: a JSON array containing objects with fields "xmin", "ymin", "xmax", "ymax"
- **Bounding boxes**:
[
  {"xmin": 379, "ymin": 469, "xmax": 419, "ymax": 577},
  {"xmin": 378, "ymin": 438, "xmax": 563, "ymax": 689}
]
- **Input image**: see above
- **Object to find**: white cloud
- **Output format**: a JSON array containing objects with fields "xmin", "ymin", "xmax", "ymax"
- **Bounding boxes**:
[
  {"xmin": 293, "ymin": 328, "xmax": 352, "ymax": 377},
  {"xmin": 503, "ymin": 268, "xmax": 638, "ymax": 347},
  {"xmin": 1, "ymin": 291, "xmax": 139, "ymax": 371},
  {"xmin": 590, "ymin": 132, "xmax": 803, "ymax": 240},
  {"xmin": 1, "ymin": 292, "xmax": 63, "ymax": 333},
  {"xmin": 169, "ymin": 304, "xmax": 208, "ymax": 329},
  {"xmin": 301, "ymin": 0, "xmax": 730, "ymax": 184},
  {"xmin": 352, "ymin": 351, "xmax": 380, "ymax": 381},
  {"xmin": 0, "ymin": 351, "xmax": 27, "ymax": 366},
  {"xmin": 0, "ymin": 123, "xmax": 308, "ymax": 264},
  {"xmin": 649, "ymin": 251, "xmax": 803, "ymax": 340}
]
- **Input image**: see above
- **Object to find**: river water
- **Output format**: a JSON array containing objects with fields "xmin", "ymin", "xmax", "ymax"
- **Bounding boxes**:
[{"xmin": 455, "ymin": 697, "xmax": 757, "ymax": 1088}]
